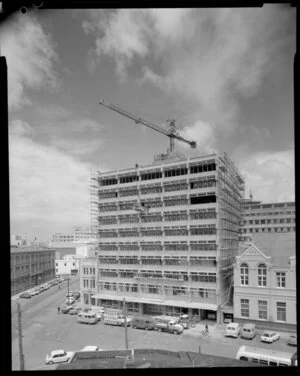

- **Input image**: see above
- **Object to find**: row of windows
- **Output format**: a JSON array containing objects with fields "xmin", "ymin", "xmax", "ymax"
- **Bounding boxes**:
[
  {"xmin": 99, "ymin": 195, "xmax": 217, "ymax": 212},
  {"xmin": 83, "ymin": 267, "xmax": 96, "ymax": 275},
  {"xmin": 99, "ymin": 210, "xmax": 217, "ymax": 224},
  {"xmin": 99, "ymin": 163, "xmax": 217, "ymax": 186},
  {"xmin": 99, "ymin": 270, "xmax": 216, "ymax": 281},
  {"xmin": 240, "ymin": 264, "xmax": 287, "ymax": 288},
  {"xmin": 98, "ymin": 282, "xmax": 216, "ymax": 298},
  {"xmin": 240, "ymin": 299, "xmax": 287, "ymax": 322},
  {"xmin": 83, "ymin": 279, "xmax": 96, "ymax": 289},
  {"xmin": 98, "ymin": 257, "xmax": 216, "ymax": 266},
  {"xmin": 99, "ymin": 242, "xmax": 217, "ymax": 251},
  {"xmin": 243, "ymin": 210, "xmax": 295, "ymax": 216},
  {"xmin": 244, "ymin": 218, "xmax": 295, "ymax": 225},
  {"xmin": 240, "ymin": 227, "xmax": 295, "ymax": 234},
  {"xmin": 99, "ymin": 227, "xmax": 217, "ymax": 238}
]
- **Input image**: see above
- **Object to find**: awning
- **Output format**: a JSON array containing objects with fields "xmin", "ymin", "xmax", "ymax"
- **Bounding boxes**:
[{"xmin": 91, "ymin": 293, "xmax": 217, "ymax": 311}]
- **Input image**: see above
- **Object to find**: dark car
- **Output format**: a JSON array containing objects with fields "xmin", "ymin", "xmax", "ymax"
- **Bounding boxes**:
[
  {"xmin": 288, "ymin": 334, "xmax": 297, "ymax": 346},
  {"xmin": 20, "ymin": 292, "xmax": 31, "ymax": 299},
  {"xmin": 68, "ymin": 307, "xmax": 81, "ymax": 315},
  {"xmin": 61, "ymin": 305, "xmax": 72, "ymax": 314},
  {"xmin": 73, "ymin": 292, "xmax": 80, "ymax": 300}
]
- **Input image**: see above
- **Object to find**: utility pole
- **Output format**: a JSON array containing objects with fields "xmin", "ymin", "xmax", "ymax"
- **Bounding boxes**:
[
  {"xmin": 67, "ymin": 277, "xmax": 70, "ymax": 297},
  {"xmin": 17, "ymin": 303, "xmax": 25, "ymax": 370},
  {"xmin": 123, "ymin": 297, "xmax": 128, "ymax": 350}
]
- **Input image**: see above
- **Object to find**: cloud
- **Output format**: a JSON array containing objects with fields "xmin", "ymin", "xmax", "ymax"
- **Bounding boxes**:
[
  {"xmin": 238, "ymin": 149, "xmax": 295, "ymax": 202},
  {"xmin": 82, "ymin": 6, "xmax": 295, "ymax": 135},
  {"xmin": 0, "ymin": 11, "xmax": 60, "ymax": 109},
  {"xmin": 9, "ymin": 119, "xmax": 107, "ymax": 241}
]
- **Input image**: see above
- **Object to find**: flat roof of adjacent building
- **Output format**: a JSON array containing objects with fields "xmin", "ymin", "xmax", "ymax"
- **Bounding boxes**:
[
  {"xmin": 10, "ymin": 246, "xmax": 55, "ymax": 253},
  {"xmin": 56, "ymin": 349, "xmax": 262, "ymax": 369}
]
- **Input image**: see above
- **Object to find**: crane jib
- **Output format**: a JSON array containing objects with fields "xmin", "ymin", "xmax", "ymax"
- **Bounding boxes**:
[{"xmin": 99, "ymin": 99, "xmax": 197, "ymax": 149}]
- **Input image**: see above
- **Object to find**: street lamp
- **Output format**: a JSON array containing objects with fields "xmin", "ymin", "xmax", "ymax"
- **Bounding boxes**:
[{"xmin": 123, "ymin": 297, "xmax": 128, "ymax": 350}]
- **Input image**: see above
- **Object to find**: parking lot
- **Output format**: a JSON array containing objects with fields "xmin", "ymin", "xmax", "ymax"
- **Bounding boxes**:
[{"xmin": 11, "ymin": 277, "xmax": 296, "ymax": 370}]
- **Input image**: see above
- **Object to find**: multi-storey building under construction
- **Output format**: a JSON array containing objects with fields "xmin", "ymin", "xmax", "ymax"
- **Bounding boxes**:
[{"xmin": 84, "ymin": 152, "xmax": 244, "ymax": 323}]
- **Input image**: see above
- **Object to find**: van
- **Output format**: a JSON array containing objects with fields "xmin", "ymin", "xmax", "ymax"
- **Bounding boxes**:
[
  {"xmin": 241, "ymin": 324, "xmax": 256, "ymax": 340},
  {"xmin": 132, "ymin": 316, "xmax": 155, "ymax": 330},
  {"xmin": 77, "ymin": 312, "xmax": 98, "ymax": 325},
  {"xmin": 225, "ymin": 322, "xmax": 241, "ymax": 338}
]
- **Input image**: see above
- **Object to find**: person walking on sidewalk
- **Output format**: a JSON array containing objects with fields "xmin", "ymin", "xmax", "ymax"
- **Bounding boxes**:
[
  {"xmin": 205, "ymin": 323, "xmax": 208, "ymax": 334},
  {"xmin": 57, "ymin": 306, "xmax": 60, "ymax": 314}
]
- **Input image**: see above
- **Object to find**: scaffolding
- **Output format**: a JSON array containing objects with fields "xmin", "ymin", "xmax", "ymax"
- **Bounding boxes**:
[{"xmin": 90, "ymin": 168, "xmax": 99, "ymax": 253}]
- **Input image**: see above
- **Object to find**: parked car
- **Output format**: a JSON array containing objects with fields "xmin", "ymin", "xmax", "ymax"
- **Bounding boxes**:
[
  {"xmin": 27, "ymin": 290, "xmax": 37, "ymax": 297},
  {"xmin": 38, "ymin": 286, "xmax": 46, "ymax": 292},
  {"xmin": 61, "ymin": 305, "xmax": 73, "ymax": 314},
  {"xmin": 80, "ymin": 346, "xmax": 102, "ymax": 352},
  {"xmin": 19, "ymin": 292, "xmax": 31, "ymax": 299},
  {"xmin": 65, "ymin": 297, "xmax": 75, "ymax": 305},
  {"xmin": 45, "ymin": 349, "xmax": 74, "ymax": 365},
  {"xmin": 68, "ymin": 307, "xmax": 82, "ymax": 315},
  {"xmin": 132, "ymin": 316, "xmax": 155, "ymax": 330},
  {"xmin": 31, "ymin": 289, "xmax": 40, "ymax": 295},
  {"xmin": 73, "ymin": 292, "xmax": 80, "ymax": 300},
  {"xmin": 260, "ymin": 331, "xmax": 280, "ymax": 343},
  {"xmin": 241, "ymin": 323, "xmax": 256, "ymax": 340},
  {"xmin": 89, "ymin": 307, "xmax": 105, "ymax": 321},
  {"xmin": 288, "ymin": 334, "xmax": 297, "ymax": 346},
  {"xmin": 225, "ymin": 323, "xmax": 241, "ymax": 338}
]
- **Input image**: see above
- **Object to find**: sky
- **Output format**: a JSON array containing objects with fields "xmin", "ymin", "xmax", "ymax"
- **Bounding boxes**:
[{"xmin": 1, "ymin": 6, "xmax": 295, "ymax": 241}]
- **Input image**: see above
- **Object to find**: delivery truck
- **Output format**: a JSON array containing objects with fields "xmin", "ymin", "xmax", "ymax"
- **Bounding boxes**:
[{"xmin": 103, "ymin": 308, "xmax": 132, "ymax": 326}]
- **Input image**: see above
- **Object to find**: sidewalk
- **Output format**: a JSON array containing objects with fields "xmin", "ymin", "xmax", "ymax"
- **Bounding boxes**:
[{"xmin": 184, "ymin": 321, "xmax": 293, "ymax": 341}]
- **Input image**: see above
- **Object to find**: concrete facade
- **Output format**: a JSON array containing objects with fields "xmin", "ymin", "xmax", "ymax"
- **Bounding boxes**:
[
  {"xmin": 234, "ymin": 232, "xmax": 296, "ymax": 331},
  {"xmin": 82, "ymin": 153, "xmax": 244, "ymax": 323},
  {"xmin": 239, "ymin": 201, "xmax": 295, "ymax": 242},
  {"xmin": 55, "ymin": 254, "xmax": 80, "ymax": 276}
]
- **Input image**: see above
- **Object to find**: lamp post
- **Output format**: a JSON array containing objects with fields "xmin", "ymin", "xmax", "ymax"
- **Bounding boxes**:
[{"xmin": 123, "ymin": 297, "xmax": 128, "ymax": 350}]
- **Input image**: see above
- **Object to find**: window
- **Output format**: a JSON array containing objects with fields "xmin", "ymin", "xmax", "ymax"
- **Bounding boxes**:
[
  {"xmin": 276, "ymin": 272, "xmax": 286, "ymax": 288},
  {"xmin": 277, "ymin": 302, "xmax": 286, "ymax": 322},
  {"xmin": 258, "ymin": 300, "xmax": 267, "ymax": 320},
  {"xmin": 240, "ymin": 263, "xmax": 249, "ymax": 286},
  {"xmin": 258, "ymin": 264, "xmax": 267, "ymax": 286},
  {"xmin": 241, "ymin": 299, "xmax": 249, "ymax": 318}
]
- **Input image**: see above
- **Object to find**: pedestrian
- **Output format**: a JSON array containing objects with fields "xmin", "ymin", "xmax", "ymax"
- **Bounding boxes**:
[
  {"xmin": 57, "ymin": 306, "xmax": 60, "ymax": 314},
  {"xmin": 58, "ymin": 285, "xmax": 61, "ymax": 290},
  {"xmin": 205, "ymin": 323, "xmax": 208, "ymax": 333}
]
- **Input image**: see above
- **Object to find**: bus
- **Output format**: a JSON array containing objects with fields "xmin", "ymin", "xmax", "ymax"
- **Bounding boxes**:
[{"xmin": 236, "ymin": 345, "xmax": 297, "ymax": 367}]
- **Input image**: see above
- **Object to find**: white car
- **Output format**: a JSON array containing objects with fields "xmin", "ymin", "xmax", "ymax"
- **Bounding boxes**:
[
  {"xmin": 27, "ymin": 290, "xmax": 37, "ymax": 297},
  {"xmin": 45, "ymin": 350, "xmax": 74, "ymax": 364},
  {"xmin": 260, "ymin": 331, "xmax": 280, "ymax": 343},
  {"xmin": 80, "ymin": 346, "xmax": 102, "ymax": 352},
  {"xmin": 65, "ymin": 297, "xmax": 75, "ymax": 304}
]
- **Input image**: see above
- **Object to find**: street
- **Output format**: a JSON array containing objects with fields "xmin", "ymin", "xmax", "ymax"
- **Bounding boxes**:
[{"xmin": 11, "ymin": 276, "xmax": 296, "ymax": 370}]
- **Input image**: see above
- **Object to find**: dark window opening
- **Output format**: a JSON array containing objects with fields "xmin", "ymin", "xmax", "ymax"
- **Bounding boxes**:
[{"xmin": 190, "ymin": 195, "xmax": 216, "ymax": 205}]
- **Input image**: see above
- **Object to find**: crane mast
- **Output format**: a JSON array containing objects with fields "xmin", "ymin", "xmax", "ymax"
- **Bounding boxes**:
[{"xmin": 99, "ymin": 99, "xmax": 196, "ymax": 160}]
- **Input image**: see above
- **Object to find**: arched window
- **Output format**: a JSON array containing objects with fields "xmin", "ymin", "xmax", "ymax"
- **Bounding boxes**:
[
  {"xmin": 258, "ymin": 264, "xmax": 267, "ymax": 286},
  {"xmin": 240, "ymin": 263, "xmax": 249, "ymax": 286}
]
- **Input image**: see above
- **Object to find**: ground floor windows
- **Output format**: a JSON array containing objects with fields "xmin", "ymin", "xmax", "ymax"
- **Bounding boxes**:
[
  {"xmin": 258, "ymin": 300, "xmax": 268, "ymax": 320},
  {"xmin": 277, "ymin": 302, "xmax": 286, "ymax": 322},
  {"xmin": 241, "ymin": 298, "xmax": 249, "ymax": 318}
]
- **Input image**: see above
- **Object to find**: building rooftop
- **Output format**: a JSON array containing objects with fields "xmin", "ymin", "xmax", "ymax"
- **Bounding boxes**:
[
  {"xmin": 56, "ymin": 349, "xmax": 261, "ymax": 369},
  {"xmin": 10, "ymin": 245, "xmax": 54, "ymax": 253},
  {"xmin": 239, "ymin": 232, "xmax": 295, "ymax": 267}
]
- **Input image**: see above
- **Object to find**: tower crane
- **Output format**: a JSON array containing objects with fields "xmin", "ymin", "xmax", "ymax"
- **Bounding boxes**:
[{"xmin": 99, "ymin": 98, "xmax": 197, "ymax": 161}]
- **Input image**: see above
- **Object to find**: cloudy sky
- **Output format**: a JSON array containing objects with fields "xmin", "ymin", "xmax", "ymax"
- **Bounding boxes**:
[{"xmin": 2, "ymin": 6, "xmax": 295, "ymax": 241}]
